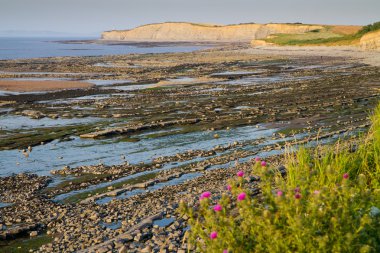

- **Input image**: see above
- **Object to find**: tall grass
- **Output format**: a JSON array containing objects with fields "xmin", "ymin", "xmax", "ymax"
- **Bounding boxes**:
[{"xmin": 179, "ymin": 104, "xmax": 380, "ymax": 252}]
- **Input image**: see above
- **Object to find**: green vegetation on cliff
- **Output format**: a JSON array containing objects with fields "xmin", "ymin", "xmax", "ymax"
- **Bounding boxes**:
[
  {"xmin": 357, "ymin": 21, "xmax": 380, "ymax": 37},
  {"xmin": 264, "ymin": 21, "xmax": 380, "ymax": 46}
]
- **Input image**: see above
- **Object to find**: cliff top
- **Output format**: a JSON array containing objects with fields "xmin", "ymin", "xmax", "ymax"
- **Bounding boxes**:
[{"xmin": 104, "ymin": 21, "xmax": 347, "ymax": 33}]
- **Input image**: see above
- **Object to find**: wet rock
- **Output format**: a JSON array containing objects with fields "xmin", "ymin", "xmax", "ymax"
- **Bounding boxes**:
[
  {"xmin": 118, "ymin": 246, "xmax": 128, "ymax": 253},
  {"xmin": 21, "ymin": 110, "xmax": 45, "ymax": 119}
]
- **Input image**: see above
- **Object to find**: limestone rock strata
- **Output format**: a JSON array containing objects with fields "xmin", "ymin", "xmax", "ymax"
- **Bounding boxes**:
[
  {"xmin": 101, "ymin": 22, "xmax": 324, "ymax": 42},
  {"xmin": 80, "ymin": 118, "xmax": 200, "ymax": 138},
  {"xmin": 360, "ymin": 30, "xmax": 380, "ymax": 51}
]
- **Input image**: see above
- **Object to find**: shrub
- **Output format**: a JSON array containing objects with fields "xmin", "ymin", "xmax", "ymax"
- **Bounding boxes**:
[
  {"xmin": 357, "ymin": 21, "xmax": 380, "ymax": 36},
  {"xmin": 179, "ymin": 104, "xmax": 380, "ymax": 252}
]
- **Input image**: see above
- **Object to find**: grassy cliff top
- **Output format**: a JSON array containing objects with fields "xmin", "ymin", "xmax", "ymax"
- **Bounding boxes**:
[{"xmin": 263, "ymin": 21, "xmax": 379, "ymax": 46}]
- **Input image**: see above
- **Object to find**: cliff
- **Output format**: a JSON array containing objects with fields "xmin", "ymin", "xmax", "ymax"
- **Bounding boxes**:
[
  {"xmin": 360, "ymin": 30, "xmax": 380, "ymax": 50},
  {"xmin": 101, "ymin": 22, "xmax": 324, "ymax": 42}
]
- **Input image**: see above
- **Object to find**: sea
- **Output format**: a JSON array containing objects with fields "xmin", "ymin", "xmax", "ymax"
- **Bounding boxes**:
[{"xmin": 0, "ymin": 37, "xmax": 206, "ymax": 60}]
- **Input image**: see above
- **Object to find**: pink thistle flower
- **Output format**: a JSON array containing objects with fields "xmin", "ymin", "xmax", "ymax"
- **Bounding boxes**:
[
  {"xmin": 237, "ymin": 171, "xmax": 244, "ymax": 177},
  {"xmin": 200, "ymin": 191, "xmax": 211, "ymax": 199},
  {"xmin": 276, "ymin": 190, "xmax": 283, "ymax": 197},
  {"xmin": 295, "ymin": 193, "xmax": 302, "ymax": 199},
  {"xmin": 226, "ymin": 185, "xmax": 232, "ymax": 191},
  {"xmin": 213, "ymin": 204, "xmax": 222, "ymax": 212},
  {"xmin": 237, "ymin": 192, "xmax": 246, "ymax": 201},
  {"xmin": 314, "ymin": 190, "xmax": 320, "ymax": 195},
  {"xmin": 255, "ymin": 157, "xmax": 261, "ymax": 162},
  {"xmin": 261, "ymin": 161, "xmax": 267, "ymax": 167},
  {"xmin": 294, "ymin": 187, "xmax": 300, "ymax": 193},
  {"xmin": 223, "ymin": 250, "xmax": 228, "ymax": 253},
  {"xmin": 343, "ymin": 173, "xmax": 349, "ymax": 179},
  {"xmin": 210, "ymin": 231, "xmax": 218, "ymax": 239}
]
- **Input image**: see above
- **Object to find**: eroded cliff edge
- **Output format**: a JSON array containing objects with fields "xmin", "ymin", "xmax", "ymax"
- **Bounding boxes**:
[
  {"xmin": 360, "ymin": 30, "xmax": 380, "ymax": 50},
  {"xmin": 101, "ymin": 22, "xmax": 323, "ymax": 42}
]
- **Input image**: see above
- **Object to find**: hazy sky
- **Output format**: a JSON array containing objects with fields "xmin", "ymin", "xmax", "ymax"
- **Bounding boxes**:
[{"xmin": 1, "ymin": 0, "xmax": 379, "ymax": 36}]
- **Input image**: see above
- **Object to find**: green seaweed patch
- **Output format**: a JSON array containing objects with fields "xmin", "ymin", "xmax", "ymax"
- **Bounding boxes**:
[
  {"xmin": 0, "ymin": 121, "xmax": 112, "ymax": 151},
  {"xmin": 142, "ymin": 117, "xmax": 262, "ymax": 140},
  {"xmin": 276, "ymin": 127, "xmax": 304, "ymax": 136},
  {"xmin": 63, "ymin": 172, "xmax": 158, "ymax": 204},
  {"xmin": 145, "ymin": 86, "xmax": 174, "ymax": 91},
  {"xmin": 0, "ymin": 234, "xmax": 52, "ymax": 253},
  {"xmin": 44, "ymin": 173, "xmax": 113, "ymax": 195},
  {"xmin": 143, "ymin": 130, "xmax": 183, "ymax": 139},
  {"xmin": 116, "ymin": 136, "xmax": 140, "ymax": 142}
]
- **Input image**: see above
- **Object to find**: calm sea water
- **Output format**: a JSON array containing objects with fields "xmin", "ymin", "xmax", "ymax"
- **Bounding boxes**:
[{"xmin": 0, "ymin": 37, "xmax": 206, "ymax": 60}]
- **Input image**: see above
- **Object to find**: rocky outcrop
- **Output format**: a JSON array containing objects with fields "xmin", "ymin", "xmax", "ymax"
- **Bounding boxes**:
[
  {"xmin": 251, "ymin": 39, "xmax": 273, "ymax": 46},
  {"xmin": 101, "ymin": 22, "xmax": 324, "ymax": 42},
  {"xmin": 360, "ymin": 30, "xmax": 380, "ymax": 50},
  {"xmin": 80, "ymin": 118, "xmax": 201, "ymax": 138}
]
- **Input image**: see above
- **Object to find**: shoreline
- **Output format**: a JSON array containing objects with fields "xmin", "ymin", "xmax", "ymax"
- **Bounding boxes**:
[
  {"xmin": 60, "ymin": 39, "xmax": 380, "ymax": 66},
  {"xmin": 244, "ymin": 45, "xmax": 380, "ymax": 66},
  {"xmin": 56, "ymin": 39, "xmax": 228, "ymax": 47}
]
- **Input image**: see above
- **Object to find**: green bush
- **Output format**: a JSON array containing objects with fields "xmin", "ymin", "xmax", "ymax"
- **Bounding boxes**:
[
  {"xmin": 357, "ymin": 21, "xmax": 380, "ymax": 36},
  {"xmin": 179, "ymin": 104, "xmax": 380, "ymax": 252}
]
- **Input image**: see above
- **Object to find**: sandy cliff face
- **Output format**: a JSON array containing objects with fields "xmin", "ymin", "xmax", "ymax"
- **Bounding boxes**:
[
  {"xmin": 101, "ymin": 22, "xmax": 323, "ymax": 42},
  {"xmin": 360, "ymin": 30, "xmax": 380, "ymax": 50}
]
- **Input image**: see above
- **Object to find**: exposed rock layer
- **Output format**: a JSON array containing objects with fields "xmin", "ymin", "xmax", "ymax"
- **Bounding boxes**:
[
  {"xmin": 360, "ymin": 30, "xmax": 380, "ymax": 51},
  {"xmin": 101, "ymin": 22, "xmax": 324, "ymax": 42}
]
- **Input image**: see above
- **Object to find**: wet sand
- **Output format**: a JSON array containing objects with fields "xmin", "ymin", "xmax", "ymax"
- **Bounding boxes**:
[{"xmin": 0, "ymin": 80, "xmax": 93, "ymax": 92}]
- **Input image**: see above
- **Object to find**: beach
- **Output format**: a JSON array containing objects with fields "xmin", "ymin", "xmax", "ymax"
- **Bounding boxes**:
[{"xmin": 244, "ymin": 45, "xmax": 380, "ymax": 67}]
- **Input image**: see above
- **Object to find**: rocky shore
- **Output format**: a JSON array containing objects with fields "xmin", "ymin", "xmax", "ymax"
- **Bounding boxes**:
[
  {"xmin": 1, "ymin": 44, "xmax": 379, "ymax": 252},
  {"xmin": 0, "ymin": 80, "xmax": 93, "ymax": 92}
]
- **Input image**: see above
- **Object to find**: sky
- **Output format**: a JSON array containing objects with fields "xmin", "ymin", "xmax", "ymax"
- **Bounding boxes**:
[{"xmin": 0, "ymin": 0, "xmax": 379, "ymax": 36}]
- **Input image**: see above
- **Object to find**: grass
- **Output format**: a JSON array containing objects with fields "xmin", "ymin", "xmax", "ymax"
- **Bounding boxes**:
[
  {"xmin": 264, "ymin": 21, "xmax": 380, "ymax": 46},
  {"xmin": 132, "ymin": 22, "xmax": 222, "ymax": 29},
  {"xmin": 179, "ymin": 103, "xmax": 380, "ymax": 252},
  {"xmin": 264, "ymin": 29, "xmax": 359, "ymax": 46},
  {"xmin": 0, "ymin": 234, "xmax": 52, "ymax": 253}
]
